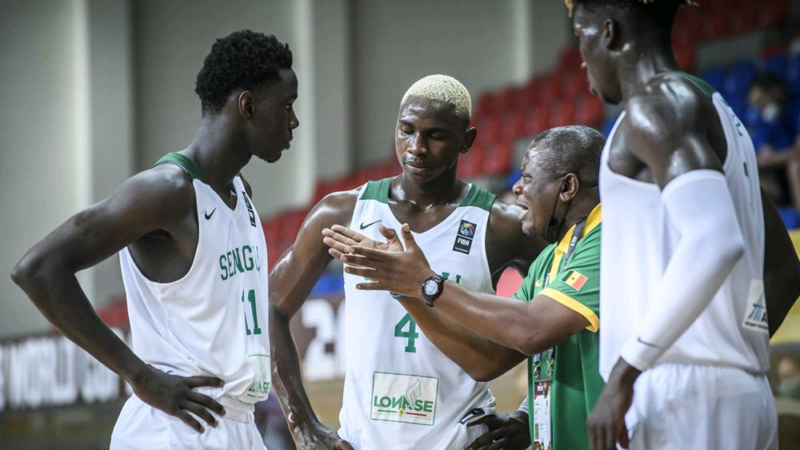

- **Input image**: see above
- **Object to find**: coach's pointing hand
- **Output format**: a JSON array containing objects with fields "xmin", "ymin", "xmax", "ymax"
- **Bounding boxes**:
[
  {"xmin": 336, "ymin": 224, "xmax": 436, "ymax": 299},
  {"xmin": 131, "ymin": 365, "xmax": 226, "ymax": 433}
]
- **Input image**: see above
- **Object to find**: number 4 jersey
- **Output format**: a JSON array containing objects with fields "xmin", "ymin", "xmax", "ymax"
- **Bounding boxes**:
[
  {"xmin": 339, "ymin": 178, "xmax": 498, "ymax": 450},
  {"xmin": 119, "ymin": 153, "xmax": 271, "ymax": 422}
]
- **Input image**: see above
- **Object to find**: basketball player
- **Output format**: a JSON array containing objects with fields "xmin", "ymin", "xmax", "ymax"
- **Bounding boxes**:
[
  {"xmin": 564, "ymin": 1, "xmax": 800, "ymax": 449},
  {"xmin": 11, "ymin": 30, "xmax": 297, "ymax": 449},
  {"xmin": 269, "ymin": 75, "xmax": 545, "ymax": 449},
  {"xmin": 323, "ymin": 126, "xmax": 607, "ymax": 450}
]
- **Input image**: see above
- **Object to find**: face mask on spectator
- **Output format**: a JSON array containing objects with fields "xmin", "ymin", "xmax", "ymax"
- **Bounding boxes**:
[{"xmin": 762, "ymin": 102, "xmax": 781, "ymax": 124}]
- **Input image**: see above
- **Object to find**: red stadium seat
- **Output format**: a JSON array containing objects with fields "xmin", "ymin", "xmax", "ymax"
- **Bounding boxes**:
[
  {"xmin": 730, "ymin": 4, "xmax": 757, "ymax": 34},
  {"xmin": 458, "ymin": 143, "xmax": 484, "ymax": 179},
  {"xmin": 549, "ymin": 101, "xmax": 576, "ymax": 128},
  {"xmin": 482, "ymin": 139, "xmax": 512, "ymax": 176},
  {"xmin": 525, "ymin": 105, "xmax": 549, "ymax": 135},
  {"xmin": 557, "ymin": 47, "xmax": 583, "ymax": 74},
  {"xmin": 498, "ymin": 86, "xmax": 523, "ymax": 115},
  {"xmin": 523, "ymin": 77, "xmax": 542, "ymax": 109},
  {"xmin": 575, "ymin": 95, "xmax": 605, "ymax": 127},
  {"xmin": 476, "ymin": 92, "xmax": 497, "ymax": 118},
  {"xmin": 701, "ymin": 11, "xmax": 729, "ymax": 41},
  {"xmin": 757, "ymin": 0, "xmax": 787, "ymax": 29},
  {"xmin": 674, "ymin": 43, "xmax": 695, "ymax": 72}
]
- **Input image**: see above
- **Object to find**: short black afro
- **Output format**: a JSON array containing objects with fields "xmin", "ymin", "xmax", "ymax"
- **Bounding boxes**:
[
  {"xmin": 195, "ymin": 30, "xmax": 293, "ymax": 115},
  {"xmin": 568, "ymin": 0, "xmax": 697, "ymax": 38}
]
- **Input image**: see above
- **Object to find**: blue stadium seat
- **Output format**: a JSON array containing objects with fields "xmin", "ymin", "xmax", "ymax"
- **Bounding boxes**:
[
  {"xmin": 762, "ymin": 54, "xmax": 789, "ymax": 79},
  {"xmin": 701, "ymin": 67, "xmax": 726, "ymax": 93},
  {"xmin": 725, "ymin": 94, "xmax": 749, "ymax": 122},
  {"xmin": 778, "ymin": 206, "xmax": 800, "ymax": 230},
  {"xmin": 786, "ymin": 57, "xmax": 800, "ymax": 95},
  {"xmin": 505, "ymin": 169, "xmax": 521, "ymax": 191},
  {"xmin": 602, "ymin": 116, "xmax": 619, "ymax": 138},
  {"xmin": 723, "ymin": 60, "xmax": 757, "ymax": 99}
]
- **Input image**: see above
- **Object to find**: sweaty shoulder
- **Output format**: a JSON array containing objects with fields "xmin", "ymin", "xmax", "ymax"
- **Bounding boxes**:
[
  {"xmin": 622, "ymin": 73, "xmax": 724, "ymax": 187},
  {"xmin": 115, "ymin": 163, "xmax": 197, "ymax": 228},
  {"xmin": 303, "ymin": 188, "xmax": 360, "ymax": 231}
]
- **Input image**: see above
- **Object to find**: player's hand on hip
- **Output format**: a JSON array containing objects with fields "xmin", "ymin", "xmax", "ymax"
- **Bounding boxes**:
[
  {"xmin": 130, "ymin": 365, "xmax": 226, "ymax": 433},
  {"xmin": 466, "ymin": 412, "xmax": 531, "ymax": 450},
  {"xmin": 338, "ymin": 224, "xmax": 435, "ymax": 298}
]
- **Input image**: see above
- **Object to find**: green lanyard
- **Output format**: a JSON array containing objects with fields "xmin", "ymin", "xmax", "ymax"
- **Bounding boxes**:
[{"xmin": 529, "ymin": 217, "xmax": 587, "ymax": 448}]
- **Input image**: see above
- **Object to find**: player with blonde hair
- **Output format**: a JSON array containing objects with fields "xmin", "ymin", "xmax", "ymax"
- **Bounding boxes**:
[{"xmin": 269, "ymin": 74, "xmax": 545, "ymax": 449}]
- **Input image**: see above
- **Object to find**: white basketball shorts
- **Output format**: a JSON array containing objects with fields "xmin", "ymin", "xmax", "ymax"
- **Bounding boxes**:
[{"xmin": 625, "ymin": 363, "xmax": 777, "ymax": 450}]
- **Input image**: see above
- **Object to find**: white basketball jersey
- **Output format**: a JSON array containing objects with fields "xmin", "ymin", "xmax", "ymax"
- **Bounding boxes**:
[
  {"xmin": 119, "ymin": 153, "xmax": 271, "ymax": 421},
  {"xmin": 599, "ymin": 74, "xmax": 768, "ymax": 379},
  {"xmin": 339, "ymin": 178, "xmax": 497, "ymax": 450}
]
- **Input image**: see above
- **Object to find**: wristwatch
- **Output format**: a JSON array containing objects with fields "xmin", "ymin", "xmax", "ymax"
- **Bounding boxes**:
[{"xmin": 421, "ymin": 275, "xmax": 445, "ymax": 307}]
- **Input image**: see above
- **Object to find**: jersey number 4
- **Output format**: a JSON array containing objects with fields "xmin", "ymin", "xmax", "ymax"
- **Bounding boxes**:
[{"xmin": 394, "ymin": 314, "xmax": 419, "ymax": 353}]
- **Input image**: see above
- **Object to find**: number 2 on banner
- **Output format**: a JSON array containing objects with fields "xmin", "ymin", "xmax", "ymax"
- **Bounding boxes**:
[
  {"xmin": 242, "ymin": 289, "xmax": 262, "ymax": 335},
  {"xmin": 394, "ymin": 314, "xmax": 419, "ymax": 353}
]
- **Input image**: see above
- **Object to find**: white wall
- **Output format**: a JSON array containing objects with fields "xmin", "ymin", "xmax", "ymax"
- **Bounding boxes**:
[
  {"xmin": 133, "ymin": 0, "xmax": 307, "ymax": 215},
  {"xmin": 0, "ymin": 0, "xmax": 91, "ymax": 338},
  {"xmin": 351, "ymin": 0, "xmax": 519, "ymax": 165}
]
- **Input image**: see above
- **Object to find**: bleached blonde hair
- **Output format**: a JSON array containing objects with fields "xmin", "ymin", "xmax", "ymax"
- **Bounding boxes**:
[{"xmin": 401, "ymin": 74, "xmax": 471, "ymax": 122}]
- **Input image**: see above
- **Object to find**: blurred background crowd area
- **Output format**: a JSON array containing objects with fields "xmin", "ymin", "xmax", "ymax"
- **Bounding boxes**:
[{"xmin": 3, "ymin": 0, "xmax": 800, "ymax": 449}]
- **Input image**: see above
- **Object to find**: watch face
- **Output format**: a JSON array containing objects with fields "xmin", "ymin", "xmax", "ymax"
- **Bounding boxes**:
[{"xmin": 423, "ymin": 279, "xmax": 438, "ymax": 296}]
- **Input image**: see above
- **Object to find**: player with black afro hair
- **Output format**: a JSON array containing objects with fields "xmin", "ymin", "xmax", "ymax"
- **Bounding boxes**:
[{"xmin": 195, "ymin": 30, "xmax": 293, "ymax": 115}]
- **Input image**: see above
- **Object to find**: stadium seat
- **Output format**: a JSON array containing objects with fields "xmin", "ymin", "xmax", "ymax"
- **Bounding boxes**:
[
  {"xmin": 574, "ymin": 95, "xmax": 604, "ymax": 127},
  {"xmin": 601, "ymin": 116, "xmax": 618, "ymax": 138},
  {"xmin": 523, "ymin": 77, "xmax": 542, "ymax": 109},
  {"xmin": 557, "ymin": 47, "xmax": 583, "ymax": 75},
  {"xmin": 779, "ymin": 207, "xmax": 800, "ymax": 230},
  {"xmin": 723, "ymin": 60, "xmax": 756, "ymax": 99},
  {"xmin": 674, "ymin": 43, "xmax": 695, "ymax": 72},
  {"xmin": 701, "ymin": 12, "xmax": 729, "ymax": 41},
  {"xmin": 482, "ymin": 139, "xmax": 512, "ymax": 176},
  {"xmin": 701, "ymin": 67, "xmax": 726, "ymax": 93},
  {"xmin": 729, "ymin": 4, "xmax": 757, "ymax": 35},
  {"xmin": 763, "ymin": 54, "xmax": 789, "ymax": 80},
  {"xmin": 786, "ymin": 58, "xmax": 800, "ymax": 95},
  {"xmin": 549, "ymin": 101, "xmax": 577, "ymax": 128},
  {"xmin": 757, "ymin": 0, "xmax": 788, "ymax": 29},
  {"xmin": 458, "ymin": 142, "xmax": 484, "ymax": 179},
  {"xmin": 726, "ymin": 94, "xmax": 749, "ymax": 122},
  {"xmin": 476, "ymin": 92, "xmax": 497, "ymax": 118}
]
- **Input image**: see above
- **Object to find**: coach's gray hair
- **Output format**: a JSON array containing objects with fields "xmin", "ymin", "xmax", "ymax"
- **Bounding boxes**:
[{"xmin": 528, "ymin": 125, "xmax": 605, "ymax": 186}]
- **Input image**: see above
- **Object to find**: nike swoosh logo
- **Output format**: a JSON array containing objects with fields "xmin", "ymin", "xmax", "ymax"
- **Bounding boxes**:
[
  {"xmin": 637, "ymin": 337, "xmax": 661, "ymax": 349},
  {"xmin": 204, "ymin": 208, "xmax": 216, "ymax": 220},
  {"xmin": 359, "ymin": 220, "xmax": 381, "ymax": 230}
]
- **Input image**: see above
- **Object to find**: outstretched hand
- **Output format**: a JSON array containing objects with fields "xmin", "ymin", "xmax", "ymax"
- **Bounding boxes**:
[
  {"xmin": 322, "ymin": 224, "xmax": 403, "ymax": 261},
  {"xmin": 325, "ymin": 223, "xmax": 436, "ymax": 298}
]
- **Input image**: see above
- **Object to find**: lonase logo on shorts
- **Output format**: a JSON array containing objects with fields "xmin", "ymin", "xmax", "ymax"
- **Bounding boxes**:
[{"xmin": 370, "ymin": 372, "xmax": 439, "ymax": 426}]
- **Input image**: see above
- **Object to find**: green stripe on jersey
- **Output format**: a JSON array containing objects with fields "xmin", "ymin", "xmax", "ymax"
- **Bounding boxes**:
[
  {"xmin": 154, "ymin": 153, "xmax": 204, "ymax": 182},
  {"xmin": 670, "ymin": 71, "xmax": 717, "ymax": 98},
  {"xmin": 360, "ymin": 178, "xmax": 392, "ymax": 203},
  {"xmin": 459, "ymin": 184, "xmax": 495, "ymax": 212}
]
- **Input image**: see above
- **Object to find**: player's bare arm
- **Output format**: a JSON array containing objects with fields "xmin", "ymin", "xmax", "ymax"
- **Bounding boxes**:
[
  {"xmin": 761, "ymin": 189, "xmax": 800, "ymax": 336},
  {"xmin": 323, "ymin": 205, "xmax": 543, "ymax": 382},
  {"xmin": 11, "ymin": 164, "xmax": 226, "ymax": 433},
  {"xmin": 333, "ymin": 225, "xmax": 590, "ymax": 355},
  {"xmin": 269, "ymin": 190, "xmax": 358, "ymax": 450}
]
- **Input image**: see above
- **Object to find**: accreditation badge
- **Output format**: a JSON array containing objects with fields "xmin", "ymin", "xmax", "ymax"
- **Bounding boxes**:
[{"xmin": 530, "ymin": 349, "xmax": 554, "ymax": 450}]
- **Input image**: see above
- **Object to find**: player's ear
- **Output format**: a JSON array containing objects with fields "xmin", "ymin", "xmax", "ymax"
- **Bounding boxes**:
[
  {"xmin": 560, "ymin": 173, "xmax": 580, "ymax": 202},
  {"xmin": 238, "ymin": 90, "xmax": 255, "ymax": 119},
  {"xmin": 602, "ymin": 18, "xmax": 618, "ymax": 50},
  {"xmin": 461, "ymin": 127, "xmax": 477, "ymax": 154}
]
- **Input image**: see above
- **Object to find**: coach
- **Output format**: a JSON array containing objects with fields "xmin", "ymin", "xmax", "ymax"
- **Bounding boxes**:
[{"xmin": 324, "ymin": 125, "xmax": 606, "ymax": 450}]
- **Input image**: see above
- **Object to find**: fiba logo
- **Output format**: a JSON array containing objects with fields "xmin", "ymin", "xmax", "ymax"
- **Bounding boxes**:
[
  {"xmin": 453, "ymin": 220, "xmax": 477, "ymax": 255},
  {"xmin": 458, "ymin": 222, "xmax": 475, "ymax": 238}
]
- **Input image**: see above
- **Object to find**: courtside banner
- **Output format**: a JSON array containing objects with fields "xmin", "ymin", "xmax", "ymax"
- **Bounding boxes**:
[{"xmin": 0, "ymin": 328, "xmax": 132, "ymax": 413}]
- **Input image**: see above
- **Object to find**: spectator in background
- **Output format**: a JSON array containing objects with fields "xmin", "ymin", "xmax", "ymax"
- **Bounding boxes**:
[
  {"xmin": 776, "ymin": 355, "xmax": 800, "ymax": 401},
  {"xmin": 748, "ymin": 73, "xmax": 800, "ymax": 215}
]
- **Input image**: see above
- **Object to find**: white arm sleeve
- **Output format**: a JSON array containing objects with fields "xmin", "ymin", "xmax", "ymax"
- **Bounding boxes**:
[{"xmin": 619, "ymin": 170, "xmax": 745, "ymax": 371}]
